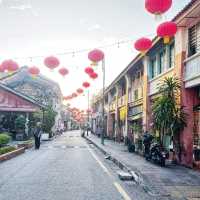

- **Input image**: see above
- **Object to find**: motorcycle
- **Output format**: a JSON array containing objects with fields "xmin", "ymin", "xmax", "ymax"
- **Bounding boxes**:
[{"xmin": 149, "ymin": 143, "xmax": 169, "ymax": 167}]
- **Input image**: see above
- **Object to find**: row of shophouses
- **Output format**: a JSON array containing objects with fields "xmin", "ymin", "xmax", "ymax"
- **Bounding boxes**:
[{"xmin": 91, "ymin": 0, "xmax": 200, "ymax": 169}]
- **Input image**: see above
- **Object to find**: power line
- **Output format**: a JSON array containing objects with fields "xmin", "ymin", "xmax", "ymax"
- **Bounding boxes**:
[{"xmin": 12, "ymin": 33, "xmax": 155, "ymax": 60}]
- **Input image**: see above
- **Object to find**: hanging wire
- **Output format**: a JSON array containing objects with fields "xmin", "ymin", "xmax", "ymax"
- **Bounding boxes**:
[{"xmin": 12, "ymin": 33, "xmax": 155, "ymax": 61}]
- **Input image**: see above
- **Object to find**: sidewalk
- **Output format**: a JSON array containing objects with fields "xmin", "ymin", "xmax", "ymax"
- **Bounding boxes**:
[{"xmin": 86, "ymin": 134, "xmax": 200, "ymax": 200}]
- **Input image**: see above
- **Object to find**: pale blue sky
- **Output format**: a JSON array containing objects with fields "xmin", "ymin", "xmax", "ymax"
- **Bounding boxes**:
[{"xmin": 0, "ymin": 0, "xmax": 191, "ymax": 108}]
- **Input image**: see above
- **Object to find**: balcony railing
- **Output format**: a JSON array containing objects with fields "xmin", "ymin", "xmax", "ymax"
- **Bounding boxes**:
[
  {"xmin": 184, "ymin": 52, "xmax": 200, "ymax": 87},
  {"xmin": 149, "ymin": 68, "xmax": 174, "ymax": 95}
]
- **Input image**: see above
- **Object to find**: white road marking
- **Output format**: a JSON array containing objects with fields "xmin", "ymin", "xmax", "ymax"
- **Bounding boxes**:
[
  {"xmin": 87, "ymin": 147, "xmax": 132, "ymax": 200},
  {"xmin": 87, "ymin": 147, "xmax": 111, "ymax": 176},
  {"xmin": 114, "ymin": 182, "xmax": 132, "ymax": 200}
]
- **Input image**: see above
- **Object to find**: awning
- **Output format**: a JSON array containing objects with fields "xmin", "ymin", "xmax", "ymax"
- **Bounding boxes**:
[{"xmin": 128, "ymin": 113, "xmax": 143, "ymax": 121}]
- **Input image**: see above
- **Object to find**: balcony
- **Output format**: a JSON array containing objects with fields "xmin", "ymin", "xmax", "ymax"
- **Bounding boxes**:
[
  {"xmin": 184, "ymin": 52, "xmax": 200, "ymax": 88},
  {"xmin": 109, "ymin": 101, "xmax": 116, "ymax": 112},
  {"xmin": 149, "ymin": 68, "xmax": 174, "ymax": 95},
  {"xmin": 118, "ymin": 95, "xmax": 126, "ymax": 107}
]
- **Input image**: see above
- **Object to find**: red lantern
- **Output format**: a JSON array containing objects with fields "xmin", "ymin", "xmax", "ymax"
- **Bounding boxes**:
[
  {"xmin": 82, "ymin": 82, "xmax": 90, "ymax": 88},
  {"xmin": 157, "ymin": 21, "xmax": 177, "ymax": 44},
  {"xmin": 84, "ymin": 67, "xmax": 94, "ymax": 74},
  {"xmin": 72, "ymin": 93, "xmax": 78, "ymax": 98},
  {"xmin": 28, "ymin": 66, "xmax": 40, "ymax": 77},
  {"xmin": 145, "ymin": 0, "xmax": 172, "ymax": 17},
  {"xmin": 1, "ymin": 60, "xmax": 19, "ymax": 73},
  {"xmin": 90, "ymin": 72, "xmax": 98, "ymax": 80},
  {"xmin": 87, "ymin": 109, "xmax": 92, "ymax": 113},
  {"xmin": 59, "ymin": 67, "xmax": 69, "ymax": 77},
  {"xmin": 134, "ymin": 38, "xmax": 152, "ymax": 54},
  {"xmin": 44, "ymin": 56, "xmax": 60, "ymax": 70},
  {"xmin": 77, "ymin": 88, "xmax": 84, "ymax": 94},
  {"xmin": 88, "ymin": 49, "xmax": 104, "ymax": 65},
  {"xmin": 63, "ymin": 96, "xmax": 72, "ymax": 101}
]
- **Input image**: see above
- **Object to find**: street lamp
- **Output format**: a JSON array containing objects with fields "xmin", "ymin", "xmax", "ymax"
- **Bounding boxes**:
[{"xmin": 88, "ymin": 49, "xmax": 105, "ymax": 145}]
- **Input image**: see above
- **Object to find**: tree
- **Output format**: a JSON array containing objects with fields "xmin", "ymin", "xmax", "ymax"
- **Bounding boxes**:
[
  {"xmin": 152, "ymin": 77, "xmax": 187, "ymax": 146},
  {"xmin": 15, "ymin": 115, "xmax": 26, "ymax": 131},
  {"xmin": 42, "ymin": 106, "xmax": 57, "ymax": 137}
]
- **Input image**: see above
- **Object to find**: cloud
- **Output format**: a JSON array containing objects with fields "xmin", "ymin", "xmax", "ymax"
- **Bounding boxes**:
[
  {"xmin": 88, "ymin": 24, "xmax": 102, "ymax": 31},
  {"xmin": 9, "ymin": 4, "xmax": 39, "ymax": 16},
  {"xmin": 79, "ymin": 18, "xmax": 88, "ymax": 25},
  {"xmin": 9, "ymin": 4, "xmax": 32, "ymax": 10}
]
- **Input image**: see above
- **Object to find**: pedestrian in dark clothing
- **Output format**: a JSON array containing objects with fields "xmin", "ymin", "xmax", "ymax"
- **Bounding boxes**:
[
  {"xmin": 143, "ymin": 131, "xmax": 153, "ymax": 158},
  {"xmin": 33, "ymin": 122, "xmax": 42, "ymax": 149}
]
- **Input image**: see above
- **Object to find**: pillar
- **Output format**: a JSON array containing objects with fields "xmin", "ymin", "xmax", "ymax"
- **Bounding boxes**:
[
  {"xmin": 115, "ymin": 85, "xmax": 119, "ymax": 140},
  {"xmin": 142, "ymin": 56, "xmax": 150, "ymax": 132},
  {"xmin": 174, "ymin": 27, "xmax": 193, "ymax": 167},
  {"xmin": 125, "ymin": 74, "xmax": 131, "ymax": 138}
]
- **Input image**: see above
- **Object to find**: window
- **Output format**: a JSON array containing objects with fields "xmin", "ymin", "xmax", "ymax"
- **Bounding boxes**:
[
  {"xmin": 169, "ymin": 43, "xmax": 175, "ymax": 68},
  {"xmin": 188, "ymin": 23, "xmax": 200, "ymax": 57},
  {"xmin": 134, "ymin": 89, "xmax": 138, "ymax": 101},
  {"xmin": 158, "ymin": 51, "xmax": 165, "ymax": 74},
  {"xmin": 150, "ymin": 58, "xmax": 156, "ymax": 79}
]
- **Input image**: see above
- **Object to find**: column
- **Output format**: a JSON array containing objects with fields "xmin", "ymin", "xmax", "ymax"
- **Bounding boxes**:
[
  {"xmin": 114, "ymin": 84, "xmax": 119, "ymax": 140},
  {"xmin": 125, "ymin": 74, "xmax": 131, "ymax": 139},
  {"xmin": 143, "ymin": 56, "xmax": 149, "ymax": 132},
  {"xmin": 107, "ymin": 92, "xmax": 112, "ymax": 138}
]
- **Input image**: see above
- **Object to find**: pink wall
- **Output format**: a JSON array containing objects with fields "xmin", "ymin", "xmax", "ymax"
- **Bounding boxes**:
[{"xmin": 0, "ymin": 88, "xmax": 39, "ymax": 112}]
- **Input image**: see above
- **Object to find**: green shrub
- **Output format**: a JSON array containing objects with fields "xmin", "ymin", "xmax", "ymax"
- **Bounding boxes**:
[
  {"xmin": 0, "ymin": 146, "xmax": 16, "ymax": 155},
  {"xmin": 15, "ymin": 115, "xmax": 26, "ymax": 130},
  {"xmin": 0, "ymin": 134, "xmax": 11, "ymax": 147}
]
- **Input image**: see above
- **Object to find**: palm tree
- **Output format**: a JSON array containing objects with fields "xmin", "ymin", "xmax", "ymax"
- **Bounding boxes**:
[{"xmin": 152, "ymin": 77, "xmax": 187, "ymax": 146}]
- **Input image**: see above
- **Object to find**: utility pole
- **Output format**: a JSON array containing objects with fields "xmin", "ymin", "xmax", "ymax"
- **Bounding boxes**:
[{"xmin": 101, "ymin": 58, "xmax": 105, "ymax": 145}]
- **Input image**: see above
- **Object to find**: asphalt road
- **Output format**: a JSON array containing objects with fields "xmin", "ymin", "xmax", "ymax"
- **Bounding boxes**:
[{"xmin": 0, "ymin": 131, "xmax": 133, "ymax": 200}]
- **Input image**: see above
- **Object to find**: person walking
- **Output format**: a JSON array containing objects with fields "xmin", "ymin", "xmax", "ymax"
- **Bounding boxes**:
[
  {"xmin": 33, "ymin": 122, "xmax": 42, "ymax": 149},
  {"xmin": 143, "ymin": 130, "xmax": 153, "ymax": 158}
]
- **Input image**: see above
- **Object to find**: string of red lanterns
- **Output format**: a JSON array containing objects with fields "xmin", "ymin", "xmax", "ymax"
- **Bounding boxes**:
[
  {"xmin": 0, "ymin": 1, "xmax": 176, "ymax": 109},
  {"xmin": 134, "ymin": 0, "xmax": 176, "ymax": 54}
]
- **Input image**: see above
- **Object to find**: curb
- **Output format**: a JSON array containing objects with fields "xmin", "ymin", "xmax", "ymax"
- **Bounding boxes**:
[
  {"xmin": 85, "ymin": 136, "xmax": 141, "ymax": 183},
  {"xmin": 0, "ymin": 147, "xmax": 25, "ymax": 162},
  {"xmin": 85, "ymin": 136, "xmax": 173, "ymax": 198}
]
